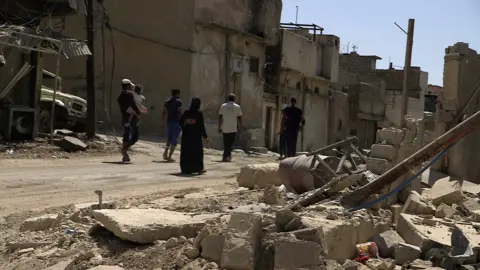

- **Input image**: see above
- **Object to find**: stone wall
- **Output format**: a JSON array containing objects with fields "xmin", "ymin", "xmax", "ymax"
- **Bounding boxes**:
[{"xmin": 434, "ymin": 42, "xmax": 480, "ymax": 183}]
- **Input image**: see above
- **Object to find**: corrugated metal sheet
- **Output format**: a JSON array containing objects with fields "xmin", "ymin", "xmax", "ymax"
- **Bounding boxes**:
[
  {"xmin": 61, "ymin": 40, "xmax": 91, "ymax": 58},
  {"xmin": 0, "ymin": 24, "xmax": 90, "ymax": 58}
]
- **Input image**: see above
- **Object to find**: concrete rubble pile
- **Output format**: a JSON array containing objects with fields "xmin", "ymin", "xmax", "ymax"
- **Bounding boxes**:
[{"xmin": 9, "ymin": 150, "xmax": 480, "ymax": 270}]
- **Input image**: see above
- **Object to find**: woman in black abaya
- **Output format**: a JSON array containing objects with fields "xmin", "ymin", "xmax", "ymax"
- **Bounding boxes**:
[{"xmin": 179, "ymin": 97, "xmax": 208, "ymax": 174}]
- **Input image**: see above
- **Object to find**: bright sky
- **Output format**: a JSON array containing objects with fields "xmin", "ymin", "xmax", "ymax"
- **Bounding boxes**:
[{"xmin": 281, "ymin": 0, "xmax": 480, "ymax": 86}]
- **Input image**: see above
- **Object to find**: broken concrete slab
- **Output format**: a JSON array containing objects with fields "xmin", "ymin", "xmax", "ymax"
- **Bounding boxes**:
[
  {"xmin": 371, "ymin": 144, "xmax": 397, "ymax": 161},
  {"xmin": 195, "ymin": 224, "xmax": 226, "ymax": 264},
  {"xmin": 274, "ymin": 237, "xmax": 324, "ymax": 269},
  {"xmin": 435, "ymin": 203, "xmax": 460, "ymax": 218},
  {"xmin": 394, "ymin": 243, "xmax": 421, "ymax": 265},
  {"xmin": 220, "ymin": 212, "xmax": 262, "ymax": 270},
  {"xmin": 430, "ymin": 177, "xmax": 464, "ymax": 206},
  {"xmin": 367, "ymin": 158, "xmax": 393, "ymax": 175},
  {"xmin": 402, "ymin": 191, "xmax": 436, "ymax": 215},
  {"xmin": 371, "ymin": 230, "xmax": 405, "ymax": 258},
  {"xmin": 461, "ymin": 198, "xmax": 480, "ymax": 215},
  {"xmin": 92, "ymin": 209, "xmax": 220, "ymax": 244},
  {"xmin": 377, "ymin": 128, "xmax": 404, "ymax": 146},
  {"xmin": 236, "ymin": 163, "xmax": 281, "ymax": 189},
  {"xmin": 396, "ymin": 213, "xmax": 451, "ymax": 251},
  {"xmin": 54, "ymin": 136, "xmax": 88, "ymax": 152},
  {"xmin": 19, "ymin": 214, "xmax": 59, "ymax": 232},
  {"xmin": 301, "ymin": 209, "xmax": 391, "ymax": 263}
]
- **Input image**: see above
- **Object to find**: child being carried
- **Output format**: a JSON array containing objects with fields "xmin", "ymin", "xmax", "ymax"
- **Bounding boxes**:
[{"xmin": 125, "ymin": 84, "xmax": 148, "ymax": 127}]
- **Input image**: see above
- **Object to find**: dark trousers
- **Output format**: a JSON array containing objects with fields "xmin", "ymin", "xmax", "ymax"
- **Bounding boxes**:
[
  {"xmin": 285, "ymin": 130, "xmax": 299, "ymax": 157},
  {"xmin": 279, "ymin": 132, "xmax": 287, "ymax": 157},
  {"xmin": 122, "ymin": 117, "xmax": 139, "ymax": 150},
  {"xmin": 222, "ymin": 132, "xmax": 236, "ymax": 159}
]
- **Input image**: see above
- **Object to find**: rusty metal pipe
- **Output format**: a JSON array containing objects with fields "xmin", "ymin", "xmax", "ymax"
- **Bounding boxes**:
[{"xmin": 341, "ymin": 108, "xmax": 480, "ymax": 208}]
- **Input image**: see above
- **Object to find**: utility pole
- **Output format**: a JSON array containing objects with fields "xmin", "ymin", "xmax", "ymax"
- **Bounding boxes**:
[
  {"xmin": 86, "ymin": 0, "xmax": 96, "ymax": 138},
  {"xmin": 295, "ymin": 6, "xmax": 299, "ymax": 25},
  {"xmin": 399, "ymin": 19, "xmax": 415, "ymax": 127}
]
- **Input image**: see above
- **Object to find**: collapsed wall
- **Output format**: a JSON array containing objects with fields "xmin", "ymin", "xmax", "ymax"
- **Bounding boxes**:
[
  {"xmin": 433, "ymin": 42, "xmax": 480, "ymax": 183},
  {"xmin": 367, "ymin": 117, "xmax": 424, "ymax": 205}
]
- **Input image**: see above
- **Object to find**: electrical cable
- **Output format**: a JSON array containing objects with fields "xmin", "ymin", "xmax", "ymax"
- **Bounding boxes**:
[{"xmin": 346, "ymin": 143, "xmax": 456, "ymax": 212}]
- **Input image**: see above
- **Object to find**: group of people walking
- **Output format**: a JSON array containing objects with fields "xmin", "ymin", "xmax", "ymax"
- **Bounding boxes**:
[{"xmin": 117, "ymin": 79, "xmax": 243, "ymax": 174}]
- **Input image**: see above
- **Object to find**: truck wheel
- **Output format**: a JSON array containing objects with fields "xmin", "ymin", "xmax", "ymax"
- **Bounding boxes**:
[{"xmin": 38, "ymin": 110, "xmax": 51, "ymax": 133}]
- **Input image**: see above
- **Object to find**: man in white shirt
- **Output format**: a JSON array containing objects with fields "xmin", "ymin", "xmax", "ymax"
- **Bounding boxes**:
[{"xmin": 218, "ymin": 93, "xmax": 243, "ymax": 162}]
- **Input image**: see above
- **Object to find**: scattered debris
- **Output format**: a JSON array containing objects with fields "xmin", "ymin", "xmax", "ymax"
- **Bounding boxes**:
[{"xmin": 236, "ymin": 163, "xmax": 281, "ymax": 189}]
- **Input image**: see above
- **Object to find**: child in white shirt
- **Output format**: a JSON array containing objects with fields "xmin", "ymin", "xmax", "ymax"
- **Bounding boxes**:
[{"xmin": 125, "ymin": 84, "xmax": 148, "ymax": 127}]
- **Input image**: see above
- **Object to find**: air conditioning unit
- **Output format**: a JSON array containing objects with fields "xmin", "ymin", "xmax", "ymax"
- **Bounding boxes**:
[
  {"xmin": 0, "ymin": 105, "xmax": 37, "ymax": 141},
  {"xmin": 232, "ymin": 58, "xmax": 243, "ymax": 73}
]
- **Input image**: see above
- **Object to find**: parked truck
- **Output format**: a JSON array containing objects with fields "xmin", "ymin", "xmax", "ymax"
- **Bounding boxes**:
[{"xmin": 39, "ymin": 70, "xmax": 87, "ymax": 133}]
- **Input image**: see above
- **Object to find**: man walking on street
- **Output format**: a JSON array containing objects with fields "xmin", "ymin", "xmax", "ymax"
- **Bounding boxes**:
[
  {"xmin": 117, "ymin": 79, "xmax": 140, "ymax": 162},
  {"xmin": 162, "ymin": 89, "xmax": 182, "ymax": 162},
  {"xmin": 218, "ymin": 93, "xmax": 242, "ymax": 162},
  {"xmin": 280, "ymin": 97, "xmax": 305, "ymax": 158}
]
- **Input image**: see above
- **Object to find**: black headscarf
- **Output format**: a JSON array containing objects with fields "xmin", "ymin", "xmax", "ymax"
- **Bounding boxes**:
[{"xmin": 190, "ymin": 97, "xmax": 201, "ymax": 111}]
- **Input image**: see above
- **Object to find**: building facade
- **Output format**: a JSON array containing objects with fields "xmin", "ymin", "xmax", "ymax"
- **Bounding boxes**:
[
  {"xmin": 44, "ymin": 0, "xmax": 282, "ymax": 149},
  {"xmin": 337, "ymin": 52, "xmax": 428, "ymax": 148},
  {"xmin": 263, "ymin": 25, "xmax": 348, "ymax": 152}
]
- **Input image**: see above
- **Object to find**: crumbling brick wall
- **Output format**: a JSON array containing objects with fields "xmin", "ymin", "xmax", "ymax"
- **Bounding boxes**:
[{"xmin": 434, "ymin": 42, "xmax": 480, "ymax": 183}]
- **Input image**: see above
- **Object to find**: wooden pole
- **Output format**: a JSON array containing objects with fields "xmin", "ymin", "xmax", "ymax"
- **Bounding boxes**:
[
  {"xmin": 50, "ymin": 50, "xmax": 62, "ymax": 143},
  {"xmin": 340, "ymin": 107, "xmax": 480, "ymax": 208},
  {"xmin": 86, "ymin": 0, "xmax": 96, "ymax": 138},
  {"xmin": 399, "ymin": 19, "xmax": 415, "ymax": 127}
]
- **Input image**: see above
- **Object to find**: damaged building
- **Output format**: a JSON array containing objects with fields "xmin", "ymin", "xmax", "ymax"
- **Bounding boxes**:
[
  {"xmin": 0, "ymin": 0, "xmax": 91, "ymax": 142},
  {"xmin": 44, "ymin": 0, "xmax": 282, "ymax": 150},
  {"xmin": 336, "ymin": 51, "xmax": 428, "ymax": 149},
  {"xmin": 433, "ymin": 42, "xmax": 480, "ymax": 184},
  {"xmin": 263, "ymin": 23, "xmax": 348, "ymax": 152}
]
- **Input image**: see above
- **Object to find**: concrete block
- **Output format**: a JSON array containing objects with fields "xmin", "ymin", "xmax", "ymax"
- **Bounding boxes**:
[
  {"xmin": 371, "ymin": 144, "xmax": 397, "ymax": 161},
  {"xmin": 402, "ymin": 191, "xmax": 436, "ymax": 215},
  {"xmin": 221, "ymin": 212, "xmax": 262, "ymax": 270},
  {"xmin": 19, "ymin": 214, "xmax": 59, "ymax": 232},
  {"xmin": 274, "ymin": 238, "xmax": 323, "ymax": 269},
  {"xmin": 435, "ymin": 203, "xmax": 460, "ymax": 218},
  {"xmin": 365, "ymin": 258, "xmax": 395, "ymax": 270},
  {"xmin": 461, "ymin": 198, "xmax": 480, "ymax": 214},
  {"xmin": 343, "ymin": 260, "xmax": 371, "ymax": 270},
  {"xmin": 301, "ymin": 209, "xmax": 392, "ymax": 263},
  {"xmin": 389, "ymin": 204, "xmax": 402, "ymax": 225},
  {"xmin": 291, "ymin": 227, "xmax": 327, "ymax": 249},
  {"xmin": 371, "ymin": 230, "xmax": 405, "ymax": 258},
  {"xmin": 377, "ymin": 128, "xmax": 404, "ymax": 146},
  {"xmin": 394, "ymin": 243, "xmax": 421, "ymax": 265},
  {"xmin": 237, "ymin": 163, "xmax": 281, "ymax": 189},
  {"xmin": 397, "ymin": 214, "xmax": 451, "ymax": 251},
  {"xmin": 367, "ymin": 158, "xmax": 393, "ymax": 175},
  {"xmin": 430, "ymin": 177, "xmax": 464, "ymax": 206}
]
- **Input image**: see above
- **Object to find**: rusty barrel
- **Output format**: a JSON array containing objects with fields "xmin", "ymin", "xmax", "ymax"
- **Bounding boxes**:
[{"xmin": 279, "ymin": 154, "xmax": 342, "ymax": 194}]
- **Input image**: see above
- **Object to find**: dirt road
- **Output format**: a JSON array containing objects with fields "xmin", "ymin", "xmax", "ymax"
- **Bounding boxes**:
[{"xmin": 0, "ymin": 141, "xmax": 275, "ymax": 216}]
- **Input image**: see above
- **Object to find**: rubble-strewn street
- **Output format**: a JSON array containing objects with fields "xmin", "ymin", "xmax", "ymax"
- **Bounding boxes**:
[{"xmin": 3, "ymin": 135, "xmax": 480, "ymax": 270}]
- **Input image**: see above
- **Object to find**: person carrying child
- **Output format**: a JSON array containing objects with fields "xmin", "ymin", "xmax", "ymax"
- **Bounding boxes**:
[{"xmin": 125, "ymin": 84, "xmax": 148, "ymax": 127}]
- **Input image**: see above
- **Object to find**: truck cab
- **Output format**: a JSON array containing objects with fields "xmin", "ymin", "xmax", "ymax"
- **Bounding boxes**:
[{"xmin": 39, "ymin": 70, "xmax": 87, "ymax": 132}]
